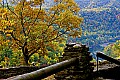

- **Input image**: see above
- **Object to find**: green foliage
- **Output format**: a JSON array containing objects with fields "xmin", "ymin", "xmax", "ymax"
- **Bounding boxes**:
[
  {"xmin": 29, "ymin": 42, "xmax": 65, "ymax": 66},
  {"xmin": 0, "ymin": 48, "xmax": 23, "ymax": 67},
  {"xmin": 0, "ymin": 41, "xmax": 65, "ymax": 67},
  {"xmin": 103, "ymin": 40, "xmax": 120, "ymax": 58}
]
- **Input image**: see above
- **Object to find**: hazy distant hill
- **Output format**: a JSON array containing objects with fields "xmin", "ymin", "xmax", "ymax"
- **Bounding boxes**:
[
  {"xmin": 74, "ymin": 0, "xmax": 120, "ymax": 53},
  {"xmin": 76, "ymin": 0, "xmax": 120, "ymax": 9}
]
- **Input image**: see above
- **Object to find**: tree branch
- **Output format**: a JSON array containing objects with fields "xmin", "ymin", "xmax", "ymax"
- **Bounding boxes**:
[
  {"xmin": 29, "ymin": 46, "xmax": 41, "ymax": 57},
  {"xmin": 41, "ymin": 10, "xmax": 59, "ymax": 35},
  {"xmin": 11, "ymin": 32, "xmax": 23, "ymax": 47},
  {"xmin": 43, "ymin": 13, "xmax": 69, "ymax": 42},
  {"xmin": 45, "ymin": 29, "xmax": 67, "ymax": 42},
  {"xmin": 27, "ymin": 3, "xmax": 42, "ymax": 35},
  {"xmin": 6, "ymin": 0, "xmax": 18, "ymax": 17},
  {"xmin": 20, "ymin": 1, "xmax": 26, "ymax": 37}
]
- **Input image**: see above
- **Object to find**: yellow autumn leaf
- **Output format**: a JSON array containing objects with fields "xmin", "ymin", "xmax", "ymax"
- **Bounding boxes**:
[{"xmin": 6, "ymin": 34, "xmax": 11, "ymax": 37}]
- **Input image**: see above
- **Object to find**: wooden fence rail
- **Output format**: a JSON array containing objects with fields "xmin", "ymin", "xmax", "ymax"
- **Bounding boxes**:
[
  {"xmin": 7, "ymin": 58, "xmax": 78, "ymax": 80},
  {"xmin": 96, "ymin": 52, "xmax": 120, "ymax": 65}
]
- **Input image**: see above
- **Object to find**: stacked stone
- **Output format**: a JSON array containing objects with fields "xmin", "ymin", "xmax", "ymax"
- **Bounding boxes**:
[{"xmin": 55, "ymin": 44, "xmax": 94, "ymax": 80}]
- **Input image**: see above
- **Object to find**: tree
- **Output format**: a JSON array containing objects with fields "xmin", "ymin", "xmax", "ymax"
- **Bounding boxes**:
[
  {"xmin": 104, "ymin": 40, "xmax": 120, "ymax": 58},
  {"xmin": 0, "ymin": 0, "xmax": 83, "ymax": 65}
]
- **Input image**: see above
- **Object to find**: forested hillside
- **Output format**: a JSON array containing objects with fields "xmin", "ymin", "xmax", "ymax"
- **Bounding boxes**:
[{"xmin": 73, "ymin": 0, "xmax": 120, "ymax": 53}]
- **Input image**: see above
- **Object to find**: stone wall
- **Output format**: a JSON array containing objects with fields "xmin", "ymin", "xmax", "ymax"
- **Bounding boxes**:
[{"xmin": 55, "ymin": 44, "xmax": 94, "ymax": 80}]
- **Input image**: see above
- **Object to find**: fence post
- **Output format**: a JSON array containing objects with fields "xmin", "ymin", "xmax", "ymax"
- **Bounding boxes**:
[{"xmin": 55, "ymin": 43, "xmax": 94, "ymax": 80}]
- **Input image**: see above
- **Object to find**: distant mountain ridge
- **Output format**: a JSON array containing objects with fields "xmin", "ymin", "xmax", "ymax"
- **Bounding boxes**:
[{"xmin": 76, "ymin": 0, "xmax": 120, "ymax": 9}]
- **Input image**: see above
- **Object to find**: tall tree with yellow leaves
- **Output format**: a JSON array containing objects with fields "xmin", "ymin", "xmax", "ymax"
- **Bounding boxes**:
[{"xmin": 0, "ymin": 0, "xmax": 83, "ymax": 65}]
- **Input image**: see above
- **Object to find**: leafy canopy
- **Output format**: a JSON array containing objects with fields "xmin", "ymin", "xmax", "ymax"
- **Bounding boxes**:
[
  {"xmin": 0, "ymin": 0, "xmax": 83, "ymax": 64},
  {"xmin": 104, "ymin": 40, "xmax": 120, "ymax": 58}
]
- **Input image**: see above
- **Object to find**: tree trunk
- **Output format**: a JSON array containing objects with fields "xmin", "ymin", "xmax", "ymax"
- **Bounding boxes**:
[
  {"xmin": 24, "ymin": 55, "xmax": 29, "ymax": 65},
  {"xmin": 22, "ymin": 47, "xmax": 29, "ymax": 65}
]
